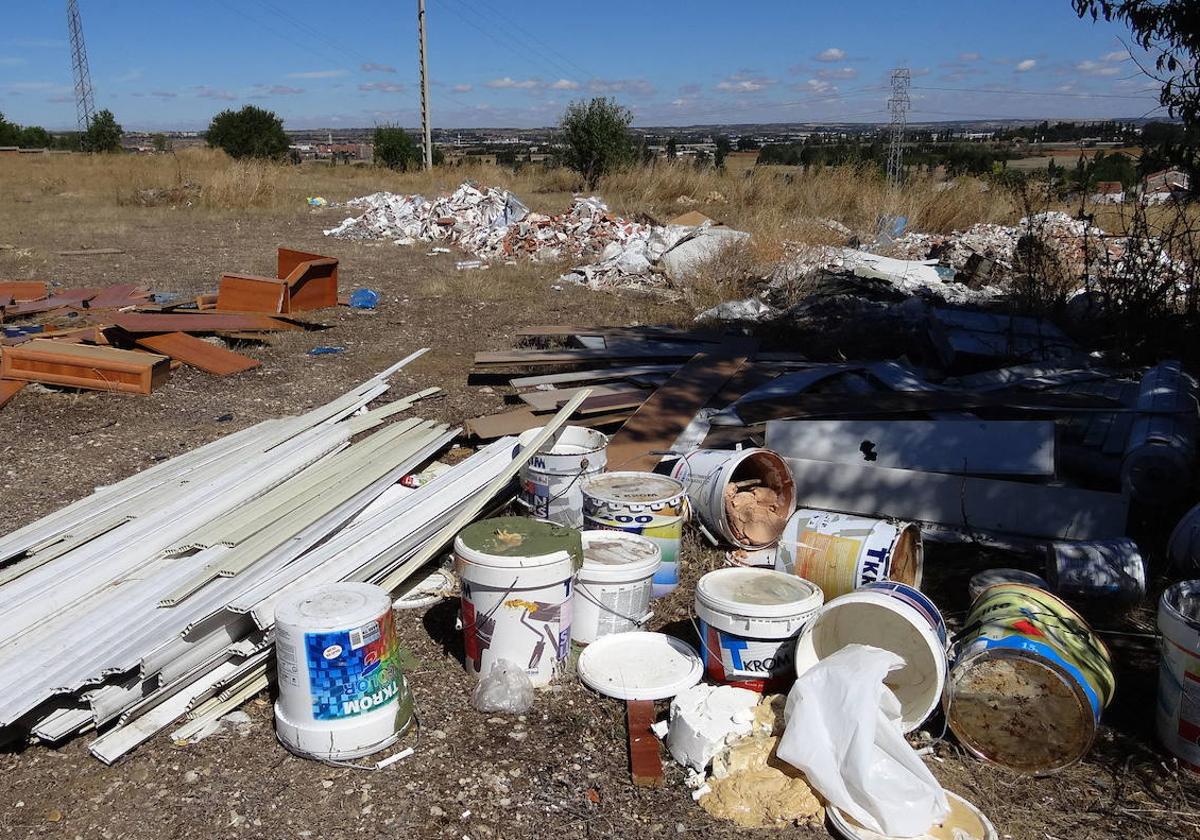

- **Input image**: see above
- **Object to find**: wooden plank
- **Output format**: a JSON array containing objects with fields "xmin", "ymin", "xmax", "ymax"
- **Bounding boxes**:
[
  {"xmin": 88, "ymin": 284, "xmax": 153, "ymax": 309},
  {"xmin": 134, "ymin": 332, "xmax": 260, "ymax": 376},
  {"xmin": 765, "ymin": 419, "xmax": 1057, "ymax": 476},
  {"xmin": 519, "ymin": 384, "xmax": 647, "ymax": 412},
  {"xmin": 516, "ymin": 325, "xmax": 726, "ymax": 343},
  {"xmin": 104, "ymin": 312, "xmax": 302, "ymax": 333},
  {"xmin": 464, "ymin": 405, "xmax": 634, "ymax": 440},
  {"xmin": 605, "ymin": 339, "xmax": 758, "ymax": 473},
  {"xmin": 627, "ymin": 699, "xmax": 663, "ymax": 787},
  {"xmin": 57, "ymin": 248, "xmax": 124, "ymax": 256},
  {"xmin": 216, "ymin": 273, "xmax": 287, "ymax": 314},
  {"xmin": 509, "ymin": 364, "xmax": 682, "ymax": 389},
  {"xmin": 474, "ymin": 344, "xmax": 720, "ymax": 367},
  {"xmin": 782, "ymin": 456, "xmax": 1128, "ymax": 540},
  {"xmin": 281, "ymin": 256, "xmax": 338, "ymax": 312},
  {"xmin": 1, "ymin": 287, "xmax": 101, "ymax": 320},
  {"xmin": 1, "ymin": 340, "xmax": 170, "ymax": 395},
  {"xmin": 0, "ymin": 379, "xmax": 25, "ymax": 410},
  {"xmin": 0, "ymin": 281, "xmax": 48, "ymax": 302}
]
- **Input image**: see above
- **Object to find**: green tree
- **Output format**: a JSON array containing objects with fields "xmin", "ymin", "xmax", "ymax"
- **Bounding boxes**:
[
  {"xmin": 82, "ymin": 109, "xmax": 122, "ymax": 152},
  {"xmin": 558, "ymin": 97, "xmax": 635, "ymax": 190},
  {"xmin": 151, "ymin": 132, "xmax": 170, "ymax": 152},
  {"xmin": 204, "ymin": 105, "xmax": 288, "ymax": 160},
  {"xmin": 666, "ymin": 137, "xmax": 677, "ymax": 159},
  {"xmin": 373, "ymin": 125, "xmax": 421, "ymax": 170},
  {"xmin": 432, "ymin": 145, "xmax": 445, "ymax": 167},
  {"xmin": 0, "ymin": 112, "xmax": 19, "ymax": 146},
  {"xmin": 714, "ymin": 135, "xmax": 731, "ymax": 169},
  {"xmin": 18, "ymin": 126, "xmax": 51, "ymax": 148}
]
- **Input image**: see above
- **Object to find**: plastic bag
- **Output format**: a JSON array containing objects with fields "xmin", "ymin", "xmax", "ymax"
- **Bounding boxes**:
[
  {"xmin": 776, "ymin": 644, "xmax": 949, "ymax": 836},
  {"xmin": 471, "ymin": 659, "xmax": 534, "ymax": 714}
]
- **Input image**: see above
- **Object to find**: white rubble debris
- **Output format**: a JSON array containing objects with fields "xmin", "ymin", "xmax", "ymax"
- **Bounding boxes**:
[{"xmin": 667, "ymin": 683, "xmax": 761, "ymax": 772}]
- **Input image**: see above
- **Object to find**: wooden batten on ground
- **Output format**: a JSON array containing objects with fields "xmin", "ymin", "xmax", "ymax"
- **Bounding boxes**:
[
  {"xmin": 134, "ymin": 332, "xmax": 260, "ymax": 376},
  {"xmin": 1, "ymin": 339, "xmax": 171, "ymax": 395},
  {"xmin": 626, "ymin": 700, "xmax": 663, "ymax": 787}
]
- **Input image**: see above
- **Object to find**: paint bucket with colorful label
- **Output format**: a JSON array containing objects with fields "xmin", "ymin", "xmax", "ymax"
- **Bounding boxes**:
[
  {"xmin": 582, "ymin": 472, "xmax": 687, "ymax": 598},
  {"xmin": 947, "ymin": 583, "xmax": 1114, "ymax": 774},
  {"xmin": 668, "ymin": 448, "xmax": 795, "ymax": 549},
  {"xmin": 274, "ymin": 583, "xmax": 413, "ymax": 760},
  {"xmin": 967, "ymin": 569, "xmax": 1049, "ymax": 604},
  {"xmin": 794, "ymin": 581, "xmax": 948, "ymax": 732},
  {"xmin": 695, "ymin": 567, "xmax": 824, "ymax": 692},
  {"xmin": 515, "ymin": 426, "xmax": 608, "ymax": 528},
  {"xmin": 775, "ymin": 509, "xmax": 923, "ymax": 600},
  {"xmin": 454, "ymin": 516, "xmax": 581, "ymax": 687},
  {"xmin": 572, "ymin": 531, "xmax": 661, "ymax": 645},
  {"xmin": 1157, "ymin": 579, "xmax": 1200, "ymax": 773}
]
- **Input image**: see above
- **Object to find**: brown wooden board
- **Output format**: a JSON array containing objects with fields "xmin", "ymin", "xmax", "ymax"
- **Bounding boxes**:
[
  {"xmin": 278, "ymin": 247, "xmax": 336, "ymax": 281},
  {"xmin": 216, "ymin": 273, "xmax": 288, "ymax": 314},
  {"xmin": 474, "ymin": 344, "xmax": 722, "ymax": 368},
  {"xmin": 0, "ymin": 288, "xmax": 101, "ymax": 320},
  {"xmin": 626, "ymin": 699, "xmax": 663, "ymax": 787},
  {"xmin": 521, "ymin": 385, "xmax": 648, "ymax": 413},
  {"xmin": 515, "ymin": 325, "xmax": 726, "ymax": 344},
  {"xmin": 464, "ymin": 406, "xmax": 634, "ymax": 440},
  {"xmin": 1, "ymin": 340, "xmax": 170, "ymax": 395},
  {"xmin": 605, "ymin": 339, "xmax": 758, "ymax": 472},
  {"xmin": 0, "ymin": 281, "xmax": 48, "ymax": 303},
  {"xmin": 88, "ymin": 284, "xmax": 153, "ymax": 309},
  {"xmin": 282, "ymin": 257, "xmax": 338, "ymax": 312},
  {"xmin": 104, "ymin": 312, "xmax": 302, "ymax": 333},
  {"xmin": 0, "ymin": 379, "xmax": 25, "ymax": 410},
  {"xmin": 134, "ymin": 332, "xmax": 260, "ymax": 376}
]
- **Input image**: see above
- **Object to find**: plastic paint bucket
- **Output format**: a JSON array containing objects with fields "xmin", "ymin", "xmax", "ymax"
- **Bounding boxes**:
[
  {"xmin": 967, "ymin": 569, "xmax": 1049, "ymax": 604},
  {"xmin": 695, "ymin": 567, "xmax": 824, "ymax": 692},
  {"xmin": 273, "ymin": 583, "xmax": 413, "ymax": 760},
  {"xmin": 669, "ymin": 448, "xmax": 795, "ymax": 549},
  {"xmin": 515, "ymin": 426, "xmax": 608, "ymax": 528},
  {"xmin": 1157, "ymin": 580, "xmax": 1200, "ymax": 773},
  {"xmin": 776, "ymin": 509, "xmax": 923, "ymax": 600},
  {"xmin": 1168, "ymin": 503, "xmax": 1200, "ymax": 572},
  {"xmin": 1045, "ymin": 538, "xmax": 1146, "ymax": 603},
  {"xmin": 582, "ymin": 472, "xmax": 687, "ymax": 598},
  {"xmin": 572, "ymin": 531, "xmax": 661, "ymax": 645},
  {"xmin": 947, "ymin": 583, "xmax": 1114, "ymax": 774},
  {"xmin": 827, "ymin": 790, "xmax": 998, "ymax": 840},
  {"xmin": 454, "ymin": 516, "xmax": 581, "ymax": 687},
  {"xmin": 794, "ymin": 581, "xmax": 947, "ymax": 732}
]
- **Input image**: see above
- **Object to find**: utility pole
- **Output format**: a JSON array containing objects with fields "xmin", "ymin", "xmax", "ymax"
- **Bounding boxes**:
[
  {"xmin": 886, "ymin": 68, "xmax": 910, "ymax": 189},
  {"xmin": 417, "ymin": 0, "xmax": 432, "ymax": 170},
  {"xmin": 67, "ymin": 0, "xmax": 96, "ymax": 135}
]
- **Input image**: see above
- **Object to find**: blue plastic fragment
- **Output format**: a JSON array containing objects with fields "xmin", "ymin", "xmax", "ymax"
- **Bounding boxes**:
[
  {"xmin": 349, "ymin": 288, "xmax": 380, "ymax": 310},
  {"xmin": 308, "ymin": 346, "xmax": 346, "ymax": 356}
]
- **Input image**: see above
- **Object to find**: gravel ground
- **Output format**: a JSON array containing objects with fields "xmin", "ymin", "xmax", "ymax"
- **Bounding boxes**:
[{"xmin": 1, "ymin": 200, "xmax": 1198, "ymax": 840}]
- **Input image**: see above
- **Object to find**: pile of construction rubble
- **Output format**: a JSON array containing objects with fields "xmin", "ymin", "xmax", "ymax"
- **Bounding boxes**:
[{"xmin": 324, "ymin": 183, "xmax": 749, "ymax": 293}]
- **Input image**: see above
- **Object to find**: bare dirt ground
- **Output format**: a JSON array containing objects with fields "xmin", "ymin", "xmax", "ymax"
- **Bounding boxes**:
[{"xmin": 1, "ymin": 196, "xmax": 1198, "ymax": 840}]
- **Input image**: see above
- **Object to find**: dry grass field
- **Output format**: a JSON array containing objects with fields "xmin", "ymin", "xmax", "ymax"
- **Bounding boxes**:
[{"xmin": 1, "ymin": 151, "xmax": 1198, "ymax": 840}]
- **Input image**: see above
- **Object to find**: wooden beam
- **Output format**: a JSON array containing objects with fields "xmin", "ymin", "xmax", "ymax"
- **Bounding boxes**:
[
  {"xmin": 626, "ymin": 699, "xmax": 663, "ymax": 787},
  {"xmin": 509, "ymin": 364, "xmax": 682, "ymax": 389},
  {"xmin": 134, "ymin": 332, "xmax": 260, "ymax": 376}
]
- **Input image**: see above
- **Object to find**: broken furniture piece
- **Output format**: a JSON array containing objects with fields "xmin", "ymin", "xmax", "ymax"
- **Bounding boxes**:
[
  {"xmin": 0, "ymin": 339, "xmax": 170, "ymax": 395},
  {"xmin": 217, "ymin": 247, "xmax": 339, "ymax": 314}
]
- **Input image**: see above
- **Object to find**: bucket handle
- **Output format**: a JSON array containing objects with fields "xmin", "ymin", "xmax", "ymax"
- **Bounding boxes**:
[
  {"xmin": 576, "ymin": 583, "xmax": 653, "ymax": 626},
  {"xmin": 541, "ymin": 459, "xmax": 594, "ymax": 508}
]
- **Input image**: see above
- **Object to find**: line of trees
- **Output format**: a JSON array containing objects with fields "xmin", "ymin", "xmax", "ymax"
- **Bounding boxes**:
[{"xmin": 0, "ymin": 110, "xmax": 122, "ymax": 153}]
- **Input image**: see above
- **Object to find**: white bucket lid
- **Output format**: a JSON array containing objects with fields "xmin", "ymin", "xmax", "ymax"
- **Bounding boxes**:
[
  {"xmin": 827, "ymin": 791, "xmax": 997, "ymax": 840},
  {"xmin": 577, "ymin": 631, "xmax": 703, "ymax": 700},
  {"xmin": 696, "ymin": 567, "xmax": 824, "ymax": 619},
  {"xmin": 274, "ymin": 582, "xmax": 391, "ymax": 633},
  {"xmin": 579, "ymin": 531, "xmax": 661, "ymax": 582},
  {"xmin": 582, "ymin": 471, "xmax": 686, "ymax": 505}
]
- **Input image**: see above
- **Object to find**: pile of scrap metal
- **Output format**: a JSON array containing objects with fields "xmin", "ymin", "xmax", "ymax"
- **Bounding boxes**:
[
  {"xmin": 0, "ymin": 350, "xmax": 559, "ymax": 763},
  {"xmin": 0, "ymin": 247, "xmax": 340, "ymax": 412},
  {"xmin": 322, "ymin": 182, "xmax": 749, "ymax": 293}
]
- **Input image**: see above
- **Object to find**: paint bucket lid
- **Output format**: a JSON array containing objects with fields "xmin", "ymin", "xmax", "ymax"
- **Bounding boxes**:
[
  {"xmin": 393, "ymin": 568, "xmax": 455, "ymax": 609},
  {"xmin": 577, "ymin": 631, "xmax": 703, "ymax": 700},
  {"xmin": 697, "ymin": 567, "xmax": 824, "ymax": 619},
  {"xmin": 579, "ymin": 531, "xmax": 661, "ymax": 582},
  {"xmin": 968, "ymin": 568, "xmax": 1049, "ymax": 603},
  {"xmin": 455, "ymin": 516, "xmax": 582, "ymax": 568},
  {"xmin": 582, "ymin": 471, "xmax": 686, "ymax": 505},
  {"xmin": 827, "ymin": 791, "xmax": 997, "ymax": 840},
  {"xmin": 274, "ymin": 583, "xmax": 391, "ymax": 632}
]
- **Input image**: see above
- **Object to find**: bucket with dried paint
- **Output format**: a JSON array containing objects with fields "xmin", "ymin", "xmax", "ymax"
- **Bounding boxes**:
[
  {"xmin": 828, "ymin": 790, "xmax": 998, "ymax": 840},
  {"xmin": 273, "ymin": 582, "xmax": 414, "ymax": 760},
  {"xmin": 572, "ymin": 531, "xmax": 661, "ymax": 645},
  {"xmin": 695, "ymin": 567, "xmax": 824, "ymax": 692},
  {"xmin": 515, "ymin": 426, "xmax": 608, "ymax": 528},
  {"xmin": 967, "ymin": 569, "xmax": 1048, "ymax": 604},
  {"xmin": 582, "ymin": 471, "xmax": 687, "ymax": 598},
  {"xmin": 1169, "ymin": 503, "xmax": 1200, "ymax": 572},
  {"xmin": 454, "ymin": 516, "xmax": 581, "ymax": 687},
  {"xmin": 947, "ymin": 583, "xmax": 1114, "ymax": 774},
  {"xmin": 794, "ymin": 581, "xmax": 947, "ymax": 732},
  {"xmin": 1157, "ymin": 580, "xmax": 1200, "ymax": 772},
  {"xmin": 669, "ymin": 448, "xmax": 795, "ymax": 549},
  {"xmin": 1045, "ymin": 538, "xmax": 1146, "ymax": 603},
  {"xmin": 776, "ymin": 509, "xmax": 923, "ymax": 600}
]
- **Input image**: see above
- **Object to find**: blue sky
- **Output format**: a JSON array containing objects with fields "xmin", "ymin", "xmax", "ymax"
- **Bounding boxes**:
[{"xmin": 0, "ymin": 1, "xmax": 1166, "ymax": 131}]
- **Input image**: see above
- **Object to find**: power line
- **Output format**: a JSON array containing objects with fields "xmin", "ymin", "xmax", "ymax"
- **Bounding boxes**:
[{"xmin": 455, "ymin": 0, "xmax": 595, "ymax": 83}]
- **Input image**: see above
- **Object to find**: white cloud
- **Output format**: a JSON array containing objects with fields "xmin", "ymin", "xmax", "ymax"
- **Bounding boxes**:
[
  {"xmin": 715, "ymin": 73, "xmax": 775, "ymax": 94},
  {"xmin": 1102, "ymin": 50, "xmax": 1128, "ymax": 62},
  {"xmin": 286, "ymin": 69, "xmax": 347, "ymax": 79},
  {"xmin": 195, "ymin": 86, "xmax": 237, "ymax": 100},
  {"xmin": 451, "ymin": 83, "xmax": 473, "ymax": 93},
  {"xmin": 550, "ymin": 79, "xmax": 580, "ymax": 90},
  {"xmin": 148, "ymin": 90, "xmax": 177, "ymax": 99},
  {"xmin": 817, "ymin": 67, "xmax": 857, "ymax": 80},
  {"xmin": 361, "ymin": 62, "xmax": 396, "ymax": 73},
  {"xmin": 359, "ymin": 81, "xmax": 405, "ymax": 93},
  {"xmin": 587, "ymin": 78, "xmax": 654, "ymax": 96},
  {"xmin": 486, "ymin": 77, "xmax": 541, "ymax": 89},
  {"xmin": 959, "ymin": 52, "xmax": 981, "ymax": 62},
  {"xmin": 1077, "ymin": 60, "xmax": 1119, "ymax": 76},
  {"xmin": 1015, "ymin": 59, "xmax": 1036, "ymax": 72},
  {"xmin": 798, "ymin": 78, "xmax": 835, "ymax": 95},
  {"xmin": 266, "ymin": 85, "xmax": 305, "ymax": 95},
  {"xmin": 815, "ymin": 48, "xmax": 846, "ymax": 62}
]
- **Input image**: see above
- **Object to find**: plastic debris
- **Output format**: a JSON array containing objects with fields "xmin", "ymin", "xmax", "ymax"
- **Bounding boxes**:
[
  {"xmin": 470, "ymin": 659, "xmax": 535, "ymax": 714},
  {"xmin": 306, "ymin": 196, "xmax": 328, "ymax": 207},
  {"xmin": 348, "ymin": 288, "xmax": 380, "ymax": 310},
  {"xmin": 307, "ymin": 345, "xmax": 346, "ymax": 356}
]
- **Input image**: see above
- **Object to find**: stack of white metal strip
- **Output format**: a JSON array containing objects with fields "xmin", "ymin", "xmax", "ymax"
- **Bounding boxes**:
[{"xmin": 0, "ymin": 349, "xmax": 524, "ymax": 763}]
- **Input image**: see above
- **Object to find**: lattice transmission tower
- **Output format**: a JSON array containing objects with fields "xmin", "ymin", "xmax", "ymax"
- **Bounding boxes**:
[
  {"xmin": 67, "ymin": 0, "xmax": 96, "ymax": 133},
  {"xmin": 885, "ymin": 68, "xmax": 910, "ymax": 188}
]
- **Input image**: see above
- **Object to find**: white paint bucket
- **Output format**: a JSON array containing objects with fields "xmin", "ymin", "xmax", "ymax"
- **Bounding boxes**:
[
  {"xmin": 572, "ymin": 531, "xmax": 661, "ymax": 645},
  {"xmin": 515, "ymin": 426, "xmax": 608, "ymax": 527},
  {"xmin": 1046, "ymin": 538, "xmax": 1146, "ymax": 603},
  {"xmin": 454, "ymin": 516, "xmax": 580, "ymax": 687},
  {"xmin": 1157, "ymin": 580, "xmax": 1200, "ymax": 773},
  {"xmin": 967, "ymin": 568, "xmax": 1049, "ymax": 603},
  {"xmin": 695, "ymin": 567, "xmax": 824, "ymax": 692},
  {"xmin": 582, "ymin": 472, "xmax": 688, "ymax": 598},
  {"xmin": 776, "ymin": 509, "xmax": 923, "ymax": 600},
  {"xmin": 669, "ymin": 448, "xmax": 795, "ymax": 549},
  {"xmin": 794, "ymin": 581, "xmax": 947, "ymax": 732},
  {"xmin": 273, "ymin": 583, "xmax": 413, "ymax": 760},
  {"xmin": 1168, "ymin": 503, "xmax": 1200, "ymax": 572}
]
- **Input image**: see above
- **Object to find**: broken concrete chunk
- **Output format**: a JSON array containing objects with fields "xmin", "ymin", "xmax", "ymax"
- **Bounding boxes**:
[{"xmin": 667, "ymin": 683, "xmax": 760, "ymax": 772}]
